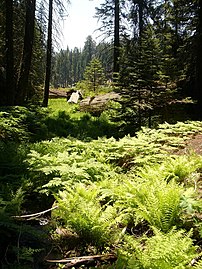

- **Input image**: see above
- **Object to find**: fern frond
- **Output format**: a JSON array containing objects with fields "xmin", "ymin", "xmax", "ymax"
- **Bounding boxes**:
[
  {"xmin": 193, "ymin": 257, "xmax": 202, "ymax": 268},
  {"xmin": 127, "ymin": 228, "xmax": 197, "ymax": 269},
  {"xmin": 124, "ymin": 178, "xmax": 183, "ymax": 232},
  {"xmin": 53, "ymin": 183, "xmax": 120, "ymax": 247}
]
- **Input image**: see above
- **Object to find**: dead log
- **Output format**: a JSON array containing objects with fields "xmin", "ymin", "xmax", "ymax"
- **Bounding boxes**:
[{"xmin": 46, "ymin": 253, "xmax": 117, "ymax": 268}]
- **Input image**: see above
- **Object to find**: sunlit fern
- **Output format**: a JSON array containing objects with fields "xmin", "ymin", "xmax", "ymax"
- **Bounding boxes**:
[
  {"xmin": 53, "ymin": 182, "xmax": 119, "ymax": 247},
  {"xmin": 126, "ymin": 228, "xmax": 197, "ymax": 269}
]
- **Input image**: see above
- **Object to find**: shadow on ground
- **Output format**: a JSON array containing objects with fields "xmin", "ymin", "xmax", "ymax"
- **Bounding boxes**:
[{"xmin": 45, "ymin": 111, "xmax": 120, "ymax": 140}]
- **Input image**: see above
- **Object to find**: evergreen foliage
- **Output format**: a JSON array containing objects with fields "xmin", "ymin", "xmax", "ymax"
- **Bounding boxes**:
[
  {"xmin": 51, "ymin": 36, "xmax": 113, "ymax": 88},
  {"xmin": 84, "ymin": 58, "xmax": 106, "ymax": 93}
]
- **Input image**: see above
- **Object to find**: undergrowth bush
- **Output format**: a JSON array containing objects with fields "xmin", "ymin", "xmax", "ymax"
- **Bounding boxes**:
[
  {"xmin": 0, "ymin": 199, "xmax": 46, "ymax": 268},
  {"xmin": 26, "ymin": 120, "xmax": 202, "ymax": 196},
  {"xmin": 135, "ymin": 155, "xmax": 202, "ymax": 184},
  {"xmin": 0, "ymin": 106, "xmax": 49, "ymax": 142}
]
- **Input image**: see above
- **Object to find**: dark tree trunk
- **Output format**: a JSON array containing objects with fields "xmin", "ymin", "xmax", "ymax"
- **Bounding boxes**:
[
  {"xmin": 5, "ymin": 0, "xmax": 15, "ymax": 105},
  {"xmin": 43, "ymin": 0, "xmax": 53, "ymax": 107},
  {"xmin": 113, "ymin": 0, "xmax": 120, "ymax": 76},
  {"xmin": 131, "ymin": 0, "xmax": 144, "ymax": 38},
  {"xmin": 16, "ymin": 0, "xmax": 36, "ymax": 105},
  {"xmin": 173, "ymin": 2, "xmax": 179, "ymax": 58},
  {"xmin": 196, "ymin": 0, "xmax": 202, "ymax": 118},
  {"xmin": 137, "ymin": 0, "xmax": 143, "ymax": 38}
]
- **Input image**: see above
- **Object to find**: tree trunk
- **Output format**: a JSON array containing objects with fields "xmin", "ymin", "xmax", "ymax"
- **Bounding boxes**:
[
  {"xmin": 5, "ymin": 0, "xmax": 15, "ymax": 106},
  {"xmin": 113, "ymin": 0, "xmax": 120, "ymax": 76},
  {"xmin": 43, "ymin": 0, "xmax": 53, "ymax": 107},
  {"xmin": 196, "ymin": 0, "xmax": 202, "ymax": 118},
  {"xmin": 137, "ymin": 0, "xmax": 143, "ymax": 38},
  {"xmin": 16, "ymin": 0, "xmax": 36, "ymax": 105}
]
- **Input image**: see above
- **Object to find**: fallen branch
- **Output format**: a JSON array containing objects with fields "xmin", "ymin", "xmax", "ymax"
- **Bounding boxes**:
[
  {"xmin": 13, "ymin": 205, "xmax": 58, "ymax": 219},
  {"xmin": 46, "ymin": 254, "xmax": 117, "ymax": 268}
]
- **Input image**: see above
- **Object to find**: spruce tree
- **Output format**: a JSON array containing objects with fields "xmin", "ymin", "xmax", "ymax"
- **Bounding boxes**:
[{"xmin": 84, "ymin": 58, "xmax": 106, "ymax": 92}]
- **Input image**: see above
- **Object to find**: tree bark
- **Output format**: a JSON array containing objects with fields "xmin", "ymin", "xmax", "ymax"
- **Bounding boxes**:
[
  {"xmin": 196, "ymin": 0, "xmax": 202, "ymax": 118},
  {"xmin": 5, "ymin": 0, "xmax": 15, "ymax": 105},
  {"xmin": 137, "ymin": 0, "xmax": 143, "ymax": 38},
  {"xmin": 43, "ymin": 0, "xmax": 53, "ymax": 107},
  {"xmin": 16, "ymin": 0, "xmax": 36, "ymax": 105},
  {"xmin": 113, "ymin": 0, "xmax": 120, "ymax": 76}
]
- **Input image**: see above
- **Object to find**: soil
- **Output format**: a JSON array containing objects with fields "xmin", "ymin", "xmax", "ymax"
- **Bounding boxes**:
[{"xmin": 177, "ymin": 134, "xmax": 202, "ymax": 155}]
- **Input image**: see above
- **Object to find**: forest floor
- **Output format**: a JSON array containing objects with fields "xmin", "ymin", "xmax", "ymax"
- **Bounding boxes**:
[
  {"xmin": 177, "ymin": 134, "xmax": 202, "ymax": 155},
  {"xmin": 177, "ymin": 133, "xmax": 202, "ymax": 203}
]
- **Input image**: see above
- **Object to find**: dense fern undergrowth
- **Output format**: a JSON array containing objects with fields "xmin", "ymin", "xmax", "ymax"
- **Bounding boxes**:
[{"xmin": 1, "ymin": 102, "xmax": 202, "ymax": 268}]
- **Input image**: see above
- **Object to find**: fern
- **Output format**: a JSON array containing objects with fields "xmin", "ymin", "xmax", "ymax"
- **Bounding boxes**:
[
  {"xmin": 53, "ymin": 183, "xmax": 119, "ymax": 247},
  {"xmin": 124, "ymin": 228, "xmax": 197, "ymax": 269},
  {"xmin": 164, "ymin": 155, "xmax": 202, "ymax": 182},
  {"xmin": 136, "ymin": 179, "xmax": 182, "ymax": 232},
  {"xmin": 194, "ymin": 258, "xmax": 202, "ymax": 269}
]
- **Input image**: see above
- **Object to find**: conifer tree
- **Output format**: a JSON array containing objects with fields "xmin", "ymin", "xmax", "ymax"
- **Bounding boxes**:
[
  {"xmin": 84, "ymin": 58, "xmax": 106, "ymax": 92},
  {"xmin": 82, "ymin": 35, "xmax": 96, "ymax": 71},
  {"xmin": 95, "ymin": 41, "xmax": 114, "ymax": 79}
]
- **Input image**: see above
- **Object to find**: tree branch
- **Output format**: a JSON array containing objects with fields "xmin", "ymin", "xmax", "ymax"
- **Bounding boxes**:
[
  {"xmin": 46, "ymin": 254, "xmax": 117, "ymax": 268},
  {"xmin": 13, "ymin": 205, "xmax": 58, "ymax": 219}
]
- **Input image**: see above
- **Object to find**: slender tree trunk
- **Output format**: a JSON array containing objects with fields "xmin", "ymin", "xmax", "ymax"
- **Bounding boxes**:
[
  {"xmin": 93, "ymin": 70, "xmax": 96, "ymax": 92},
  {"xmin": 138, "ymin": 87, "xmax": 142, "ymax": 128},
  {"xmin": 173, "ymin": 5, "xmax": 179, "ymax": 58},
  {"xmin": 16, "ymin": 0, "xmax": 36, "ymax": 105},
  {"xmin": 137, "ymin": 0, "xmax": 143, "ymax": 38},
  {"xmin": 196, "ymin": 0, "xmax": 202, "ymax": 118},
  {"xmin": 5, "ymin": 0, "xmax": 15, "ymax": 105},
  {"xmin": 113, "ymin": 0, "xmax": 120, "ymax": 76},
  {"xmin": 131, "ymin": 0, "xmax": 144, "ymax": 38},
  {"xmin": 43, "ymin": 0, "xmax": 53, "ymax": 107}
]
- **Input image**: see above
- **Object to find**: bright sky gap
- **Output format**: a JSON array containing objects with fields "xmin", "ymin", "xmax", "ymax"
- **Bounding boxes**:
[{"xmin": 61, "ymin": 0, "xmax": 103, "ymax": 50}]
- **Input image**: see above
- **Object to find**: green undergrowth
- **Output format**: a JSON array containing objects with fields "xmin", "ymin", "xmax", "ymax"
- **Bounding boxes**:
[
  {"xmin": 46, "ymin": 99, "xmax": 120, "ymax": 139},
  {"xmin": 0, "ymin": 101, "xmax": 120, "ymax": 142},
  {"xmin": 0, "ymin": 106, "xmax": 49, "ymax": 142},
  {"xmin": 1, "ymin": 110, "xmax": 202, "ymax": 268},
  {"xmin": 25, "ymin": 121, "xmax": 202, "ymax": 268}
]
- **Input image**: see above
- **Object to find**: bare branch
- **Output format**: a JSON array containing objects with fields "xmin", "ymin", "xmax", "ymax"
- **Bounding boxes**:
[
  {"xmin": 46, "ymin": 254, "xmax": 117, "ymax": 267},
  {"xmin": 13, "ymin": 205, "xmax": 58, "ymax": 219}
]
